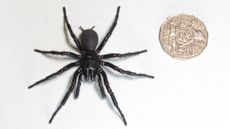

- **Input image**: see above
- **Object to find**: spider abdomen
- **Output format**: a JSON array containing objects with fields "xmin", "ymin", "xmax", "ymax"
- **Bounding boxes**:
[{"xmin": 80, "ymin": 29, "xmax": 98, "ymax": 51}]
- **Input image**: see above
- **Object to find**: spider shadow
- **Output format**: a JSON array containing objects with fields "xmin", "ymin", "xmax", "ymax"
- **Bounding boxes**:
[{"xmin": 93, "ymin": 79, "xmax": 105, "ymax": 99}]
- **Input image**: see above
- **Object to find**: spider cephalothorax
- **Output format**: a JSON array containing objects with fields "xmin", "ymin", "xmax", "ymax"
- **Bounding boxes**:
[{"xmin": 28, "ymin": 6, "xmax": 154, "ymax": 125}]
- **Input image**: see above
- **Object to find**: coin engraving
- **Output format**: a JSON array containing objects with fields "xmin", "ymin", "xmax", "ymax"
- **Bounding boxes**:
[{"xmin": 159, "ymin": 14, "xmax": 208, "ymax": 59}]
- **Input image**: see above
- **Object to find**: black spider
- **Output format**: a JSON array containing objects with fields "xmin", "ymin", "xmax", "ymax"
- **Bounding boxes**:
[{"xmin": 28, "ymin": 6, "xmax": 154, "ymax": 125}]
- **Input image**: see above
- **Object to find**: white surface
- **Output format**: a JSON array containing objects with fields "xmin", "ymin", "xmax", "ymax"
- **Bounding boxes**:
[{"xmin": 0, "ymin": 0, "xmax": 230, "ymax": 129}]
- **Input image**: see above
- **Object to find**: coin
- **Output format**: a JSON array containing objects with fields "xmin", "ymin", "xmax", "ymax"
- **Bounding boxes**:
[{"xmin": 159, "ymin": 14, "xmax": 208, "ymax": 59}]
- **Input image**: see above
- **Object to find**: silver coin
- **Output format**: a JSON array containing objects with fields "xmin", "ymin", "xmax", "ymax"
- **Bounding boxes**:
[{"xmin": 159, "ymin": 14, "xmax": 208, "ymax": 59}]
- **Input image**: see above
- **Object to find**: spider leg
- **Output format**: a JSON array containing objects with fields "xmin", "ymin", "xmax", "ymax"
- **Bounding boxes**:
[
  {"xmin": 74, "ymin": 73, "xmax": 83, "ymax": 99},
  {"xmin": 34, "ymin": 49, "xmax": 81, "ymax": 59},
  {"xmin": 100, "ymin": 49, "xmax": 147, "ymax": 59},
  {"xmin": 63, "ymin": 7, "xmax": 83, "ymax": 51},
  {"xmin": 96, "ymin": 6, "xmax": 120, "ymax": 53},
  {"xmin": 96, "ymin": 73, "xmax": 106, "ymax": 98},
  {"xmin": 99, "ymin": 68, "xmax": 127, "ymax": 125},
  {"xmin": 101, "ymin": 61, "xmax": 154, "ymax": 79},
  {"xmin": 49, "ymin": 69, "xmax": 81, "ymax": 123},
  {"xmin": 28, "ymin": 62, "xmax": 79, "ymax": 89}
]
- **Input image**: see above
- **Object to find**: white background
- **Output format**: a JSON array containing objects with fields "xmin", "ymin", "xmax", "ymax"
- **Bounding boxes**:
[{"xmin": 0, "ymin": 0, "xmax": 230, "ymax": 129}]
